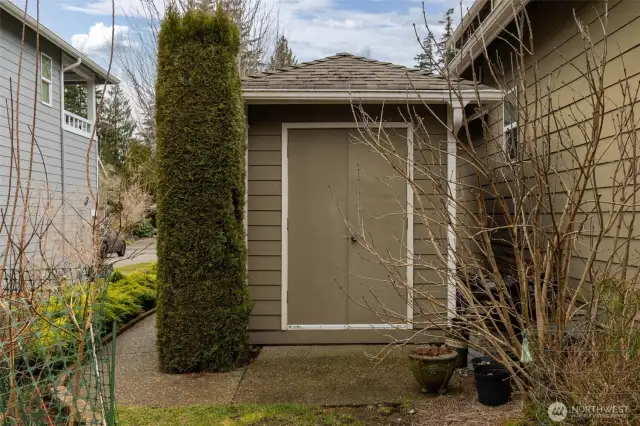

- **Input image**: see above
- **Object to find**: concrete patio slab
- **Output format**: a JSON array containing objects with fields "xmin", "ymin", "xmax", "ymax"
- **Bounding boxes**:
[
  {"xmin": 115, "ymin": 314, "xmax": 245, "ymax": 407},
  {"xmin": 234, "ymin": 345, "xmax": 422, "ymax": 405}
]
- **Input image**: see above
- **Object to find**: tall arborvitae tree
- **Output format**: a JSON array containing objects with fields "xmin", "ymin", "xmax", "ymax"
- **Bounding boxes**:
[
  {"xmin": 155, "ymin": 5, "xmax": 251, "ymax": 373},
  {"xmin": 266, "ymin": 35, "xmax": 297, "ymax": 70},
  {"xmin": 98, "ymin": 85, "xmax": 137, "ymax": 172}
]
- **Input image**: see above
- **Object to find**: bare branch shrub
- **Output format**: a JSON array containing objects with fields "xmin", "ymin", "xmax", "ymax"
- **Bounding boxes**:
[
  {"xmin": 99, "ymin": 165, "xmax": 152, "ymax": 236},
  {"xmin": 348, "ymin": 2, "xmax": 640, "ymax": 423},
  {"xmin": 0, "ymin": 1, "xmax": 126, "ymax": 423},
  {"xmin": 119, "ymin": 0, "xmax": 277, "ymax": 147}
]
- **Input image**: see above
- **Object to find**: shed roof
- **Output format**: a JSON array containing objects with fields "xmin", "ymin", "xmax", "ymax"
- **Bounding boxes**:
[{"xmin": 242, "ymin": 52, "xmax": 487, "ymax": 91}]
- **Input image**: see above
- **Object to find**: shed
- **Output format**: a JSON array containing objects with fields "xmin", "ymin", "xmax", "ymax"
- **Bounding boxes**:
[{"xmin": 242, "ymin": 53, "xmax": 501, "ymax": 345}]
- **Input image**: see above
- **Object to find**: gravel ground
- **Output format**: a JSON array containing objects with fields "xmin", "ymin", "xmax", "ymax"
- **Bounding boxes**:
[{"xmin": 409, "ymin": 371, "xmax": 523, "ymax": 425}]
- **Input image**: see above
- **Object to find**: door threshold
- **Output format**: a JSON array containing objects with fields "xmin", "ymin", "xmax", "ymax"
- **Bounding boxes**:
[{"xmin": 287, "ymin": 324, "xmax": 411, "ymax": 330}]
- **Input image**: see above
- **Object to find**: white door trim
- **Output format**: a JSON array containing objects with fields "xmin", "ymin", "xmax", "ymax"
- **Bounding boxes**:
[{"xmin": 282, "ymin": 122, "xmax": 414, "ymax": 331}]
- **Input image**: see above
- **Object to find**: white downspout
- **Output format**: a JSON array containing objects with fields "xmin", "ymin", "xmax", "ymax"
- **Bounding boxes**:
[
  {"xmin": 60, "ymin": 56, "xmax": 82, "ymax": 258},
  {"xmin": 446, "ymin": 102, "xmax": 466, "ymax": 326}
]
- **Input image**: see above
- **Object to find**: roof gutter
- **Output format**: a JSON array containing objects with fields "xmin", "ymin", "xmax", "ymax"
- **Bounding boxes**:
[
  {"xmin": 0, "ymin": 0, "xmax": 119, "ymax": 84},
  {"xmin": 242, "ymin": 89, "xmax": 504, "ymax": 104},
  {"xmin": 448, "ymin": 0, "xmax": 531, "ymax": 76},
  {"xmin": 448, "ymin": 0, "xmax": 491, "ymax": 50}
]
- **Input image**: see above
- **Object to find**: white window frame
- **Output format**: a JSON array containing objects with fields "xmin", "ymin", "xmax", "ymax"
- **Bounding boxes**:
[
  {"xmin": 503, "ymin": 86, "xmax": 519, "ymax": 162},
  {"xmin": 41, "ymin": 53, "xmax": 53, "ymax": 107}
]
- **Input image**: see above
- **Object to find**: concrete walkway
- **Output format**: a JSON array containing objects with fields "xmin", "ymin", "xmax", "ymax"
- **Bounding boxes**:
[
  {"xmin": 115, "ymin": 313, "xmax": 423, "ymax": 407},
  {"xmin": 108, "ymin": 237, "xmax": 157, "ymax": 268},
  {"xmin": 115, "ymin": 314, "xmax": 245, "ymax": 407},
  {"xmin": 234, "ymin": 345, "xmax": 420, "ymax": 405}
]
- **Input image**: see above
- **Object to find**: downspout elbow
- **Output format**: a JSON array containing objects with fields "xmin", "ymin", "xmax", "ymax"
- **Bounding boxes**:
[{"xmin": 62, "ymin": 57, "xmax": 82, "ymax": 73}]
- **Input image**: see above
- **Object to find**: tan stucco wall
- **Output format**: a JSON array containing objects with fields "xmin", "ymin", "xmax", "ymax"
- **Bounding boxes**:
[{"xmin": 246, "ymin": 104, "xmax": 449, "ymax": 343}]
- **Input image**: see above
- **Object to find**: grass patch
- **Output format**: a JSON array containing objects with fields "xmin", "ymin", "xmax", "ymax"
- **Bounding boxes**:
[
  {"xmin": 115, "ymin": 262, "xmax": 156, "ymax": 275},
  {"xmin": 118, "ymin": 405, "xmax": 362, "ymax": 426}
]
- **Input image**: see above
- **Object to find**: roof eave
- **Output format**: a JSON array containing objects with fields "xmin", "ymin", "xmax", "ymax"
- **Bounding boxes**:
[
  {"xmin": 448, "ymin": 0, "xmax": 491, "ymax": 50},
  {"xmin": 242, "ymin": 89, "xmax": 503, "ymax": 104},
  {"xmin": 449, "ymin": 0, "xmax": 531, "ymax": 76},
  {"xmin": 0, "ymin": 0, "xmax": 120, "ymax": 84}
]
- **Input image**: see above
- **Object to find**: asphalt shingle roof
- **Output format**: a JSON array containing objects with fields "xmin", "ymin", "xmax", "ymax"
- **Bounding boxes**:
[{"xmin": 242, "ymin": 52, "xmax": 485, "ymax": 91}]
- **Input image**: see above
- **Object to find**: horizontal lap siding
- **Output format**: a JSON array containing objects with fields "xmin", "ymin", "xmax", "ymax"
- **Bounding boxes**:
[
  {"xmin": 247, "ymin": 104, "xmax": 449, "ymax": 334},
  {"xmin": 413, "ymin": 117, "xmax": 448, "ymax": 328},
  {"xmin": 461, "ymin": 0, "xmax": 640, "ymax": 281},
  {"xmin": 62, "ymin": 130, "xmax": 96, "ymax": 261},
  {"xmin": 0, "ymin": 11, "xmax": 66, "ymax": 265},
  {"xmin": 247, "ymin": 116, "xmax": 282, "ymax": 331}
]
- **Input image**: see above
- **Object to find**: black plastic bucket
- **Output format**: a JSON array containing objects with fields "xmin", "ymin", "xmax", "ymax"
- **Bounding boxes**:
[
  {"xmin": 474, "ymin": 367, "xmax": 512, "ymax": 406},
  {"xmin": 471, "ymin": 356, "xmax": 502, "ymax": 372}
]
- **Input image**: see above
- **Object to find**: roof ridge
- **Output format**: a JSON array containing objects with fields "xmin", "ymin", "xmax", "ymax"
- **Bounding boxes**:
[
  {"xmin": 349, "ymin": 55, "xmax": 440, "ymax": 78},
  {"xmin": 243, "ymin": 53, "xmax": 355, "ymax": 80},
  {"xmin": 241, "ymin": 52, "xmax": 467, "ymax": 88},
  {"xmin": 331, "ymin": 53, "xmax": 444, "ymax": 80},
  {"xmin": 243, "ymin": 52, "xmax": 442, "ymax": 80}
]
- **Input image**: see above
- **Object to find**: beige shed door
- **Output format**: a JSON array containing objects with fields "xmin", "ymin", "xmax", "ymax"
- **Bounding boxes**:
[{"xmin": 288, "ymin": 128, "xmax": 408, "ymax": 327}]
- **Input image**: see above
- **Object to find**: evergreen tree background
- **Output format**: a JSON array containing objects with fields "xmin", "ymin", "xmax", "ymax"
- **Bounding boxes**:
[
  {"xmin": 439, "ymin": 8, "xmax": 455, "ymax": 67},
  {"xmin": 415, "ymin": 8, "xmax": 455, "ymax": 74},
  {"xmin": 97, "ymin": 85, "xmax": 138, "ymax": 172},
  {"xmin": 155, "ymin": 5, "xmax": 251, "ymax": 373},
  {"xmin": 266, "ymin": 35, "xmax": 297, "ymax": 70},
  {"xmin": 414, "ymin": 36, "xmax": 438, "ymax": 73},
  {"xmin": 64, "ymin": 84, "xmax": 88, "ymax": 118}
]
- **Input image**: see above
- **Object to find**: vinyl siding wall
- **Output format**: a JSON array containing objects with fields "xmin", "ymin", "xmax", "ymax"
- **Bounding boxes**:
[
  {"xmin": 0, "ymin": 10, "xmax": 96, "ymax": 267},
  {"xmin": 247, "ymin": 104, "xmax": 449, "ymax": 343},
  {"xmin": 458, "ymin": 0, "xmax": 640, "ymax": 286}
]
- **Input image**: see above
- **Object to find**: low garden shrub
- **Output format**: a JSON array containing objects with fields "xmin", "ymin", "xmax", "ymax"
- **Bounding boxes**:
[
  {"xmin": 133, "ymin": 218, "xmax": 154, "ymax": 238},
  {"xmin": 25, "ymin": 264, "xmax": 157, "ymax": 364},
  {"xmin": 105, "ymin": 267, "xmax": 157, "ymax": 324}
]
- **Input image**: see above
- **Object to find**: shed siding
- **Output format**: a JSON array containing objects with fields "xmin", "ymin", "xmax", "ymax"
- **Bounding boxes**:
[
  {"xmin": 458, "ymin": 0, "xmax": 640, "ymax": 283},
  {"xmin": 247, "ymin": 104, "xmax": 448, "ymax": 340}
]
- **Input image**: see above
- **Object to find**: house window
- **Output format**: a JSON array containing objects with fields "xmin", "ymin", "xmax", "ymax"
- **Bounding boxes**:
[
  {"xmin": 41, "ymin": 53, "xmax": 52, "ymax": 106},
  {"xmin": 503, "ymin": 87, "xmax": 519, "ymax": 161}
]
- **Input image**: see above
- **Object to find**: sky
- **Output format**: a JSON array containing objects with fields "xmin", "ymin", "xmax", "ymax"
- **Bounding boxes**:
[{"xmin": 11, "ymin": 0, "xmax": 472, "ymax": 72}]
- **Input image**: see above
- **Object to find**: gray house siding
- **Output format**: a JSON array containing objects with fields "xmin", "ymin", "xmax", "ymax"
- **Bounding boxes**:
[{"xmin": 0, "ymin": 9, "xmax": 96, "ymax": 266}]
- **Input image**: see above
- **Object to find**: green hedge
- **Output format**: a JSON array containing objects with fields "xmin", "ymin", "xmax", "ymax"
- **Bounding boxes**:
[
  {"xmin": 26, "ymin": 265, "xmax": 157, "ymax": 364},
  {"xmin": 155, "ymin": 6, "xmax": 251, "ymax": 373},
  {"xmin": 133, "ymin": 218, "xmax": 154, "ymax": 238}
]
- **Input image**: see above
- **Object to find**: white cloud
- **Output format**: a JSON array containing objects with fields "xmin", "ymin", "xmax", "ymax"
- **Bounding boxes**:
[
  {"xmin": 62, "ymin": 0, "xmax": 166, "ymax": 16},
  {"xmin": 66, "ymin": 0, "xmax": 464, "ymax": 67},
  {"xmin": 276, "ymin": 1, "xmax": 446, "ymax": 66},
  {"xmin": 71, "ymin": 22, "xmax": 131, "ymax": 55}
]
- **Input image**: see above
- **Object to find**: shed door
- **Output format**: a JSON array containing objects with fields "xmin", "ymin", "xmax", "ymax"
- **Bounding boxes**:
[{"xmin": 288, "ymin": 128, "xmax": 408, "ymax": 327}]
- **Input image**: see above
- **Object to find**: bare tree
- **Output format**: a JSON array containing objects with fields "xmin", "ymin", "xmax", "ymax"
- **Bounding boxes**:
[
  {"xmin": 348, "ymin": 1, "xmax": 640, "ymax": 421},
  {"xmin": 119, "ymin": 0, "xmax": 277, "ymax": 148},
  {"xmin": 0, "ymin": 1, "xmax": 150, "ymax": 423}
]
